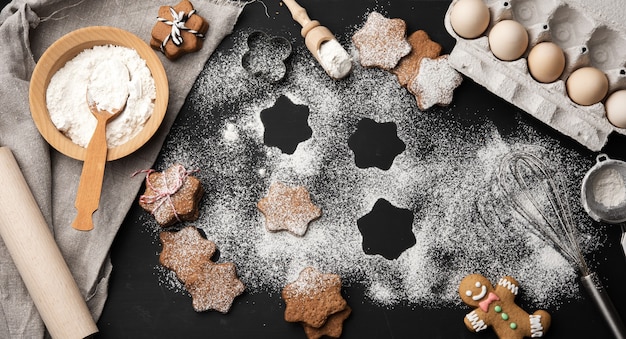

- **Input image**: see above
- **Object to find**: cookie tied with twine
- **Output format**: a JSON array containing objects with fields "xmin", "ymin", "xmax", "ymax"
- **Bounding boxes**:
[
  {"xmin": 135, "ymin": 163, "xmax": 204, "ymax": 227},
  {"xmin": 150, "ymin": 0, "xmax": 209, "ymax": 60}
]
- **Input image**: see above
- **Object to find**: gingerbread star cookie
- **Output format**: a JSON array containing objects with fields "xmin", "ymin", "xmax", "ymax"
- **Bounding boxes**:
[
  {"xmin": 408, "ymin": 55, "xmax": 463, "ymax": 110},
  {"xmin": 303, "ymin": 306, "xmax": 352, "ymax": 339},
  {"xmin": 159, "ymin": 226, "xmax": 245, "ymax": 313},
  {"xmin": 282, "ymin": 266, "xmax": 348, "ymax": 329},
  {"xmin": 186, "ymin": 261, "xmax": 245, "ymax": 313},
  {"xmin": 392, "ymin": 30, "xmax": 442, "ymax": 87},
  {"xmin": 352, "ymin": 11, "xmax": 412, "ymax": 70},
  {"xmin": 150, "ymin": 0, "xmax": 209, "ymax": 60},
  {"xmin": 257, "ymin": 181, "xmax": 322, "ymax": 236},
  {"xmin": 138, "ymin": 164, "xmax": 204, "ymax": 227},
  {"xmin": 159, "ymin": 226, "xmax": 216, "ymax": 283}
]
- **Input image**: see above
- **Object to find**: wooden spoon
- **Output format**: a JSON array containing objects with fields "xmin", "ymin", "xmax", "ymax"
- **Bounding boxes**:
[{"xmin": 71, "ymin": 60, "xmax": 129, "ymax": 231}]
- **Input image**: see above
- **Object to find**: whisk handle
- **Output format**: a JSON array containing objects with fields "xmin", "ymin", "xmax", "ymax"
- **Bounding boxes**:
[{"xmin": 581, "ymin": 273, "xmax": 626, "ymax": 339}]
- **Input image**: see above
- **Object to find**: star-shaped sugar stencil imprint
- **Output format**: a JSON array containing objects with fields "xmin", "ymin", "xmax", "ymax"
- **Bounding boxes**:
[
  {"xmin": 357, "ymin": 198, "xmax": 416, "ymax": 260},
  {"xmin": 347, "ymin": 118, "xmax": 406, "ymax": 170},
  {"xmin": 260, "ymin": 95, "xmax": 313, "ymax": 154}
]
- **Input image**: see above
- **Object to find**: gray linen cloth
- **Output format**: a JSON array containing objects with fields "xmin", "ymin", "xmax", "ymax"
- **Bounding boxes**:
[{"xmin": 0, "ymin": 0, "xmax": 245, "ymax": 337}]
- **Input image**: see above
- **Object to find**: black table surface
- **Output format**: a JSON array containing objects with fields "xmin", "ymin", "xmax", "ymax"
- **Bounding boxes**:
[
  {"xmin": 5, "ymin": 0, "xmax": 626, "ymax": 338},
  {"xmin": 96, "ymin": 1, "xmax": 626, "ymax": 338}
]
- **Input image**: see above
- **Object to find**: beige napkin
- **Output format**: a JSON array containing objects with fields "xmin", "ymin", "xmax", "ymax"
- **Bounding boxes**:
[{"xmin": 0, "ymin": 0, "xmax": 244, "ymax": 337}]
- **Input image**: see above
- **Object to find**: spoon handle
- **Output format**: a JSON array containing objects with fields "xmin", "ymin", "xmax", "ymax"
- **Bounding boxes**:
[
  {"xmin": 282, "ymin": 0, "xmax": 312, "ymax": 28},
  {"xmin": 71, "ymin": 116, "xmax": 109, "ymax": 231}
]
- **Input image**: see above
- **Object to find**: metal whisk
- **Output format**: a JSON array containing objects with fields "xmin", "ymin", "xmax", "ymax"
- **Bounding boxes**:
[{"xmin": 497, "ymin": 151, "xmax": 625, "ymax": 339}]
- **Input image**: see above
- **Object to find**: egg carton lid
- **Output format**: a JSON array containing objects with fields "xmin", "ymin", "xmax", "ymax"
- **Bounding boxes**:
[{"xmin": 445, "ymin": 0, "xmax": 626, "ymax": 151}]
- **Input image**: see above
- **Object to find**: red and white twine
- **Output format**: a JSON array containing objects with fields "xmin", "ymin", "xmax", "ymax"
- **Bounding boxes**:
[{"xmin": 132, "ymin": 164, "xmax": 199, "ymax": 222}]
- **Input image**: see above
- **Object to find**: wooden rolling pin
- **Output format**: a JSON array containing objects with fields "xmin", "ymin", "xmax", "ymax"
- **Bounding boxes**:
[
  {"xmin": 282, "ymin": 0, "xmax": 352, "ymax": 79},
  {"xmin": 0, "ymin": 147, "xmax": 98, "ymax": 338}
]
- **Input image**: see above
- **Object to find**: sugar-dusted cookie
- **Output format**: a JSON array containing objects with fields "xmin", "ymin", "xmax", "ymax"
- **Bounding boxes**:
[
  {"xmin": 257, "ymin": 181, "xmax": 321, "ymax": 236},
  {"xmin": 150, "ymin": 0, "xmax": 209, "ymax": 60},
  {"xmin": 352, "ymin": 11, "xmax": 412, "ymax": 70},
  {"xmin": 186, "ymin": 261, "xmax": 245, "ymax": 313},
  {"xmin": 392, "ymin": 30, "xmax": 442, "ymax": 87},
  {"xmin": 159, "ymin": 226, "xmax": 216, "ymax": 283},
  {"xmin": 303, "ymin": 306, "xmax": 352, "ymax": 339},
  {"xmin": 407, "ymin": 55, "xmax": 463, "ymax": 110},
  {"xmin": 459, "ymin": 274, "xmax": 551, "ymax": 339},
  {"xmin": 138, "ymin": 164, "xmax": 204, "ymax": 227},
  {"xmin": 159, "ymin": 226, "xmax": 245, "ymax": 313},
  {"xmin": 282, "ymin": 266, "xmax": 348, "ymax": 328}
]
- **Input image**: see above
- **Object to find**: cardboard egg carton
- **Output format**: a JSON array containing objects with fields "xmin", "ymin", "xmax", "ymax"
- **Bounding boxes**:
[{"xmin": 444, "ymin": 0, "xmax": 626, "ymax": 151}]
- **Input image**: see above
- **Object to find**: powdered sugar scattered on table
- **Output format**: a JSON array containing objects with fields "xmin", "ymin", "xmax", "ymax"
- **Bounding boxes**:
[{"xmin": 147, "ymin": 28, "xmax": 602, "ymax": 309}]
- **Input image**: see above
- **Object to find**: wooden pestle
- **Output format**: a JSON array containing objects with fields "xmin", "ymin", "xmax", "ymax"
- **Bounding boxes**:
[
  {"xmin": 282, "ymin": 0, "xmax": 341, "ymax": 71},
  {"xmin": 0, "ymin": 147, "xmax": 98, "ymax": 338}
]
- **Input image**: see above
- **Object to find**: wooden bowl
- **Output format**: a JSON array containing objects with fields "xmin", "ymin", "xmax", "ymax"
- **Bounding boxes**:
[{"xmin": 29, "ymin": 26, "xmax": 168, "ymax": 161}]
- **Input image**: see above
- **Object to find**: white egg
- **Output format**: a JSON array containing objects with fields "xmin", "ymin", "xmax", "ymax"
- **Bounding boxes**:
[
  {"xmin": 527, "ymin": 42, "xmax": 565, "ymax": 83},
  {"xmin": 488, "ymin": 20, "xmax": 529, "ymax": 61},
  {"xmin": 605, "ymin": 90, "xmax": 626, "ymax": 128},
  {"xmin": 450, "ymin": 0, "xmax": 490, "ymax": 39},
  {"xmin": 566, "ymin": 67, "xmax": 608, "ymax": 106}
]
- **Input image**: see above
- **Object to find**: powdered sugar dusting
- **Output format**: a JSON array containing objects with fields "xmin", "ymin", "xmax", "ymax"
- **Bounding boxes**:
[
  {"xmin": 409, "ymin": 55, "xmax": 463, "ymax": 110},
  {"xmin": 257, "ymin": 182, "xmax": 321, "ymax": 236},
  {"xmin": 149, "ymin": 27, "xmax": 602, "ymax": 309},
  {"xmin": 286, "ymin": 267, "xmax": 341, "ymax": 297},
  {"xmin": 159, "ymin": 226, "xmax": 216, "ymax": 282},
  {"xmin": 352, "ymin": 11, "xmax": 412, "ymax": 70}
]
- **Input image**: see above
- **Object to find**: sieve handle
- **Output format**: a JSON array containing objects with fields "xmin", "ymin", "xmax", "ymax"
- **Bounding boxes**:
[
  {"xmin": 621, "ymin": 224, "xmax": 626, "ymax": 259},
  {"xmin": 596, "ymin": 153, "xmax": 609, "ymax": 163},
  {"xmin": 581, "ymin": 273, "xmax": 626, "ymax": 339}
]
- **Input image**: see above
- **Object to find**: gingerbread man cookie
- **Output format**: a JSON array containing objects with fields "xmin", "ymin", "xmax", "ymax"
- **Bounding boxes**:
[
  {"xmin": 459, "ymin": 274, "xmax": 550, "ymax": 339},
  {"xmin": 150, "ymin": 0, "xmax": 209, "ymax": 60}
]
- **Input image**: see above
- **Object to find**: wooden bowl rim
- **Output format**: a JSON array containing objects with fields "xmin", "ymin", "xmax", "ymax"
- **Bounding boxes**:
[{"xmin": 29, "ymin": 26, "xmax": 169, "ymax": 161}]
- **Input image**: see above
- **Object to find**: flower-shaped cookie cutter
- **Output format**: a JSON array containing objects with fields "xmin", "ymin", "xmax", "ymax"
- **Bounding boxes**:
[{"xmin": 241, "ymin": 31, "xmax": 292, "ymax": 82}]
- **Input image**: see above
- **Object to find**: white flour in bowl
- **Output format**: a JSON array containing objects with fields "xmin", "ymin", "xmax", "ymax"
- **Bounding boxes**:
[{"xmin": 46, "ymin": 44, "xmax": 156, "ymax": 148}]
